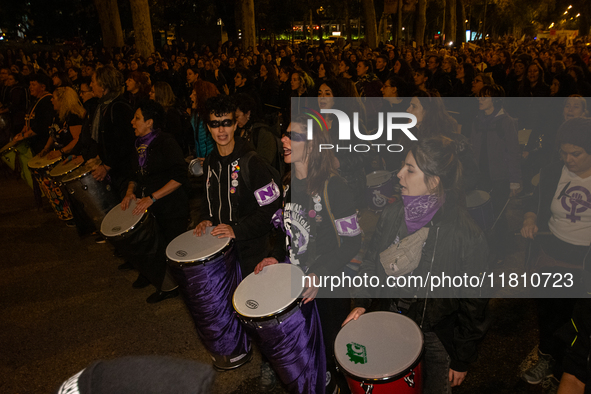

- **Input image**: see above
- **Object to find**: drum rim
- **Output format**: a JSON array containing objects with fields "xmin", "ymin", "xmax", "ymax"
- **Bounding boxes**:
[
  {"xmin": 334, "ymin": 311, "xmax": 424, "ymax": 383},
  {"xmin": 49, "ymin": 158, "xmax": 84, "ymax": 178},
  {"xmin": 234, "ymin": 296, "xmax": 302, "ymax": 322},
  {"xmin": 366, "ymin": 170, "xmax": 394, "ymax": 188},
  {"xmin": 101, "ymin": 210, "xmax": 151, "ymax": 239},
  {"xmin": 167, "ymin": 239, "xmax": 233, "ymax": 266},
  {"xmin": 28, "ymin": 156, "xmax": 62, "ymax": 169},
  {"xmin": 62, "ymin": 167, "xmax": 92, "ymax": 183}
]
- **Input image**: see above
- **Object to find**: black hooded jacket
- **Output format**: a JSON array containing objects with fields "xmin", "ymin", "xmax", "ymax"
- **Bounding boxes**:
[{"xmin": 200, "ymin": 136, "xmax": 282, "ymax": 274}]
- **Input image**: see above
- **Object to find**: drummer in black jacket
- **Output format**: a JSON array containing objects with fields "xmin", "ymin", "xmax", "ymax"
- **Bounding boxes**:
[
  {"xmin": 193, "ymin": 95, "xmax": 281, "ymax": 275},
  {"xmin": 121, "ymin": 100, "xmax": 189, "ymax": 303}
]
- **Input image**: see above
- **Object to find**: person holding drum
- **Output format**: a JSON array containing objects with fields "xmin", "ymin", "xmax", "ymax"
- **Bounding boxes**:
[
  {"xmin": 255, "ymin": 115, "xmax": 362, "ymax": 394},
  {"xmin": 121, "ymin": 99, "xmax": 189, "ymax": 303},
  {"xmin": 519, "ymin": 118, "xmax": 591, "ymax": 386},
  {"xmin": 344, "ymin": 136, "xmax": 489, "ymax": 393},
  {"xmin": 193, "ymin": 95, "xmax": 281, "ymax": 276},
  {"xmin": 38, "ymin": 87, "xmax": 85, "ymax": 159},
  {"xmin": 13, "ymin": 73, "xmax": 55, "ymax": 206}
]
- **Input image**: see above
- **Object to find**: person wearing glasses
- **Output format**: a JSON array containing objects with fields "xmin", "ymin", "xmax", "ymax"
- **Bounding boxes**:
[{"xmin": 193, "ymin": 95, "xmax": 281, "ymax": 276}]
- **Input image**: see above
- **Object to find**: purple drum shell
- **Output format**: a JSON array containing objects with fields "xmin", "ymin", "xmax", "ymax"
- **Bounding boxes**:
[
  {"xmin": 240, "ymin": 301, "xmax": 326, "ymax": 394},
  {"xmin": 168, "ymin": 245, "xmax": 250, "ymax": 369}
]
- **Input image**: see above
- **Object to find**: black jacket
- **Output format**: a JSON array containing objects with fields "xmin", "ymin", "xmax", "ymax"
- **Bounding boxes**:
[
  {"xmin": 129, "ymin": 132, "xmax": 189, "ymax": 220},
  {"xmin": 200, "ymin": 137, "xmax": 282, "ymax": 274},
  {"xmin": 352, "ymin": 198, "xmax": 490, "ymax": 372}
]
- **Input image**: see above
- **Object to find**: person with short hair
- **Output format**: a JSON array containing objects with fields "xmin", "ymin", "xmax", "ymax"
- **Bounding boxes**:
[
  {"xmin": 120, "ymin": 99, "xmax": 189, "ymax": 303},
  {"xmin": 193, "ymin": 95, "xmax": 281, "ymax": 275}
]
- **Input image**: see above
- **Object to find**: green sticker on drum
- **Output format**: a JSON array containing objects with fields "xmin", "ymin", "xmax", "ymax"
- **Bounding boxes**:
[{"xmin": 346, "ymin": 342, "xmax": 367, "ymax": 364}]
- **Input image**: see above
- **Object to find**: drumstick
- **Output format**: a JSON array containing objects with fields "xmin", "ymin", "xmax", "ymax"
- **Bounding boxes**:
[{"xmin": 490, "ymin": 198, "xmax": 511, "ymax": 231}]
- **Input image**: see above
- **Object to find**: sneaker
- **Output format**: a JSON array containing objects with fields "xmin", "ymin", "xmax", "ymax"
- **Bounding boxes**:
[
  {"xmin": 541, "ymin": 376, "xmax": 559, "ymax": 394},
  {"xmin": 95, "ymin": 236, "xmax": 106, "ymax": 244},
  {"xmin": 260, "ymin": 361, "xmax": 277, "ymax": 392},
  {"xmin": 522, "ymin": 351, "xmax": 555, "ymax": 384}
]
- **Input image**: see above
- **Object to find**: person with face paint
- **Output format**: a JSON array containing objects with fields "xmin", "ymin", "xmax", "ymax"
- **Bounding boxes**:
[
  {"xmin": 193, "ymin": 95, "xmax": 281, "ymax": 276},
  {"xmin": 345, "ymin": 136, "xmax": 490, "ymax": 393},
  {"xmin": 255, "ymin": 115, "xmax": 362, "ymax": 394}
]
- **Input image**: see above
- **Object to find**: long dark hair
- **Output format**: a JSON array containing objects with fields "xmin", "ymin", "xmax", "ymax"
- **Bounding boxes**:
[
  {"xmin": 409, "ymin": 135, "xmax": 462, "ymax": 201},
  {"xmin": 292, "ymin": 114, "xmax": 337, "ymax": 195}
]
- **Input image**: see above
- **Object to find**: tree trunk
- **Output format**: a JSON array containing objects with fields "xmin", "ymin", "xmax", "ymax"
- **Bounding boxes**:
[
  {"xmin": 240, "ymin": 0, "xmax": 256, "ymax": 50},
  {"xmin": 93, "ymin": 0, "xmax": 124, "ymax": 48},
  {"xmin": 444, "ymin": 0, "xmax": 456, "ymax": 44},
  {"xmin": 129, "ymin": 0, "xmax": 154, "ymax": 58},
  {"xmin": 457, "ymin": 0, "xmax": 466, "ymax": 43},
  {"xmin": 309, "ymin": 9, "xmax": 314, "ymax": 43},
  {"xmin": 397, "ymin": 0, "xmax": 402, "ymax": 44},
  {"xmin": 345, "ymin": 0, "xmax": 352, "ymax": 41},
  {"xmin": 414, "ymin": 0, "xmax": 426, "ymax": 46},
  {"xmin": 362, "ymin": 0, "xmax": 378, "ymax": 48}
]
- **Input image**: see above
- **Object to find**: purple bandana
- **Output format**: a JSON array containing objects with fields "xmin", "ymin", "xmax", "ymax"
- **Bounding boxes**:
[
  {"xmin": 401, "ymin": 194, "xmax": 443, "ymax": 234},
  {"xmin": 135, "ymin": 131, "xmax": 159, "ymax": 169}
]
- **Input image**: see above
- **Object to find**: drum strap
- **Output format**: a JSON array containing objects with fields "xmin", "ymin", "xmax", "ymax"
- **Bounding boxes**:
[{"xmin": 307, "ymin": 176, "xmax": 340, "ymax": 268}]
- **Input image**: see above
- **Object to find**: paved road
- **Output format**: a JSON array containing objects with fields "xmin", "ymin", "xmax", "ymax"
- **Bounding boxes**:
[{"xmin": 0, "ymin": 173, "xmax": 553, "ymax": 394}]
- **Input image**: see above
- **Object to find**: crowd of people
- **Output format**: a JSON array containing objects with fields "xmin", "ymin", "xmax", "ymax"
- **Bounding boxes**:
[{"xmin": 1, "ymin": 36, "xmax": 590, "ymax": 394}]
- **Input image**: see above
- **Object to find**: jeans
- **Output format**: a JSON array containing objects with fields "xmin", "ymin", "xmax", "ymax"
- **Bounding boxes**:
[{"xmin": 422, "ymin": 331, "xmax": 452, "ymax": 394}]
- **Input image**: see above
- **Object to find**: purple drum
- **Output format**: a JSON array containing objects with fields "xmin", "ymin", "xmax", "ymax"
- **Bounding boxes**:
[
  {"xmin": 466, "ymin": 190, "xmax": 495, "ymax": 231},
  {"xmin": 366, "ymin": 171, "xmax": 396, "ymax": 212},
  {"xmin": 166, "ymin": 228, "xmax": 251, "ymax": 370},
  {"xmin": 233, "ymin": 264, "xmax": 326, "ymax": 394}
]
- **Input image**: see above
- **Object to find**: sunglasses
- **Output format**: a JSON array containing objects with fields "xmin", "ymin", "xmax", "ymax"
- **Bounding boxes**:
[
  {"xmin": 208, "ymin": 119, "xmax": 234, "ymax": 128},
  {"xmin": 284, "ymin": 131, "xmax": 307, "ymax": 142}
]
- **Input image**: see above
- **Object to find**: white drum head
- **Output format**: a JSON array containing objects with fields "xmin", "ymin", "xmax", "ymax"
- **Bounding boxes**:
[
  {"xmin": 49, "ymin": 156, "xmax": 84, "ymax": 178},
  {"xmin": 166, "ymin": 227, "xmax": 230, "ymax": 263},
  {"xmin": 233, "ymin": 264, "xmax": 305, "ymax": 318},
  {"xmin": 100, "ymin": 200, "xmax": 145, "ymax": 237},
  {"xmin": 366, "ymin": 171, "xmax": 392, "ymax": 188},
  {"xmin": 62, "ymin": 163, "xmax": 92, "ymax": 183},
  {"xmin": 335, "ymin": 312, "xmax": 423, "ymax": 381},
  {"xmin": 466, "ymin": 190, "xmax": 491, "ymax": 208},
  {"xmin": 28, "ymin": 155, "xmax": 61, "ymax": 169}
]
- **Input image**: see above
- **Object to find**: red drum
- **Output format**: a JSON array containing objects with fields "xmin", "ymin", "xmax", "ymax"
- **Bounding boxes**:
[
  {"xmin": 335, "ymin": 312, "xmax": 423, "ymax": 394},
  {"xmin": 366, "ymin": 171, "xmax": 396, "ymax": 212}
]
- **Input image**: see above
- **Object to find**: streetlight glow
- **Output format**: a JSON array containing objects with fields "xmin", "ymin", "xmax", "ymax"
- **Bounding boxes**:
[{"xmin": 568, "ymin": 5, "xmax": 572, "ymax": 9}]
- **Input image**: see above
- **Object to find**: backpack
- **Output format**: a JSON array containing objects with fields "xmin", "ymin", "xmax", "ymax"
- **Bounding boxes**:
[{"xmin": 239, "ymin": 150, "xmax": 283, "ymax": 194}]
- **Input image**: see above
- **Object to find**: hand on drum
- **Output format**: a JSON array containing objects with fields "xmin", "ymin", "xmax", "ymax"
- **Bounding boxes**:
[
  {"xmin": 211, "ymin": 224, "xmax": 235, "ymax": 239},
  {"xmin": 342, "ymin": 307, "xmax": 366, "ymax": 326},
  {"xmin": 254, "ymin": 257, "xmax": 279, "ymax": 274},
  {"xmin": 132, "ymin": 197, "xmax": 153, "ymax": 215},
  {"xmin": 92, "ymin": 164, "xmax": 108, "ymax": 181},
  {"xmin": 193, "ymin": 220, "xmax": 213, "ymax": 236},
  {"xmin": 302, "ymin": 273, "xmax": 320, "ymax": 304},
  {"xmin": 121, "ymin": 193, "xmax": 136, "ymax": 211},
  {"xmin": 449, "ymin": 369, "xmax": 467, "ymax": 387},
  {"xmin": 521, "ymin": 219, "xmax": 538, "ymax": 239}
]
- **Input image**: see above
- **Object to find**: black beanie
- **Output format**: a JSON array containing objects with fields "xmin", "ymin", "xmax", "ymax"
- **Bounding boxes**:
[{"xmin": 557, "ymin": 117, "xmax": 591, "ymax": 154}]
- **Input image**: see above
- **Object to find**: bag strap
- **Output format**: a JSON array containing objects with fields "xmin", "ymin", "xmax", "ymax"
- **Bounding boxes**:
[{"xmin": 323, "ymin": 174, "xmax": 341, "ymax": 248}]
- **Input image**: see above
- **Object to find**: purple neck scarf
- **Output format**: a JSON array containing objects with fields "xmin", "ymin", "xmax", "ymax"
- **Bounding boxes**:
[
  {"xmin": 135, "ymin": 130, "xmax": 159, "ymax": 168},
  {"xmin": 401, "ymin": 194, "xmax": 443, "ymax": 234}
]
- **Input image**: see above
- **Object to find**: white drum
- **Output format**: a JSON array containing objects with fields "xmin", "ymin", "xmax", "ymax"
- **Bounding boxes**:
[
  {"xmin": 166, "ymin": 227, "xmax": 230, "ymax": 264},
  {"xmin": 28, "ymin": 155, "xmax": 62, "ymax": 171},
  {"xmin": 335, "ymin": 311, "xmax": 424, "ymax": 393},
  {"xmin": 49, "ymin": 156, "xmax": 84, "ymax": 182},
  {"xmin": 233, "ymin": 263, "xmax": 305, "ymax": 321}
]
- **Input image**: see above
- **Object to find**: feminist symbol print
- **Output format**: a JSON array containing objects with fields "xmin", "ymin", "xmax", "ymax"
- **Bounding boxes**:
[{"xmin": 559, "ymin": 182, "xmax": 591, "ymax": 223}]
